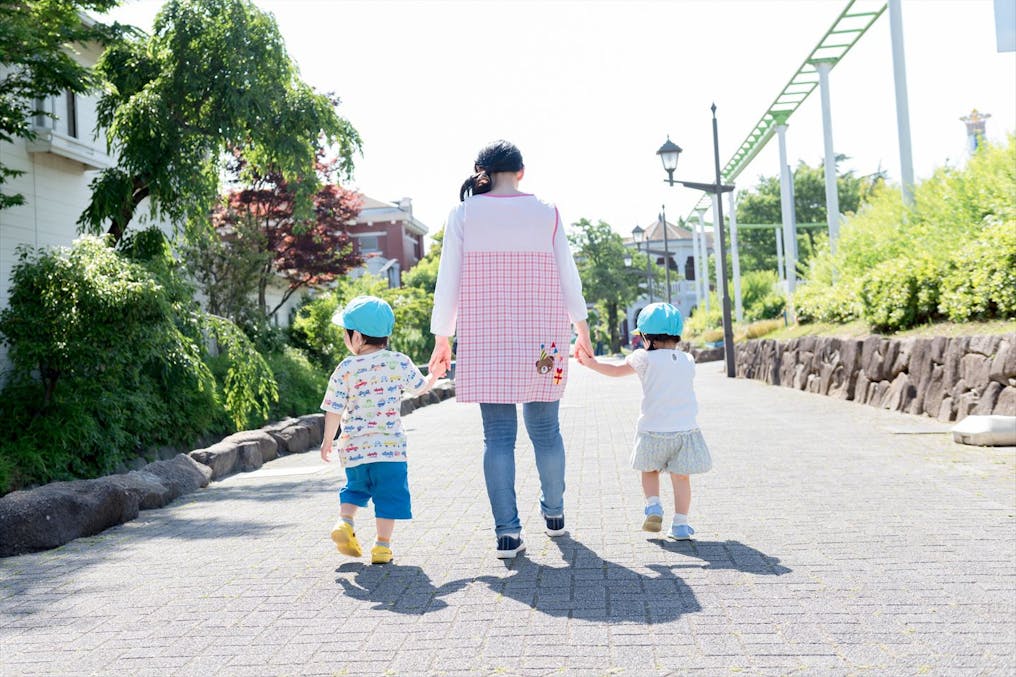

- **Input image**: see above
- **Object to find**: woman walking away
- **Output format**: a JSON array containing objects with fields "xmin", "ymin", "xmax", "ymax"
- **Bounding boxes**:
[{"xmin": 428, "ymin": 140, "xmax": 593, "ymax": 559}]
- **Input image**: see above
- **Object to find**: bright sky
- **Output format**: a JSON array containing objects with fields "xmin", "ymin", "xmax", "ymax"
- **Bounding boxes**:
[{"xmin": 103, "ymin": 0, "xmax": 1016, "ymax": 241}]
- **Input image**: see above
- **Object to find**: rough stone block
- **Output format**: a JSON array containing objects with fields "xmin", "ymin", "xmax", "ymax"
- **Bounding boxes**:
[
  {"xmin": 942, "ymin": 337, "xmax": 970, "ymax": 390},
  {"xmin": 142, "ymin": 454, "xmax": 211, "ymax": 500},
  {"xmin": 0, "ymin": 478, "xmax": 141, "ymax": 557},
  {"xmin": 956, "ymin": 391, "xmax": 980, "ymax": 419},
  {"xmin": 297, "ymin": 414, "xmax": 325, "ymax": 447},
  {"xmin": 236, "ymin": 441, "xmax": 263, "ymax": 472},
  {"xmin": 883, "ymin": 373, "xmax": 915, "ymax": 412},
  {"xmin": 105, "ymin": 471, "xmax": 172, "ymax": 510},
  {"xmin": 995, "ymin": 387, "xmax": 1016, "ymax": 416},
  {"xmin": 861, "ymin": 336, "xmax": 887, "ymax": 382},
  {"xmin": 922, "ymin": 365, "xmax": 946, "ymax": 417},
  {"xmin": 972, "ymin": 382, "xmax": 1003, "ymax": 415},
  {"xmin": 889, "ymin": 339, "xmax": 912, "ymax": 378},
  {"xmin": 855, "ymin": 372, "xmax": 870, "ymax": 404},
  {"xmin": 988, "ymin": 340, "xmax": 1015, "ymax": 385},
  {"xmin": 400, "ymin": 399, "xmax": 417, "ymax": 416},
  {"xmin": 189, "ymin": 442, "xmax": 239, "ymax": 480},
  {"xmin": 224, "ymin": 430, "xmax": 279, "ymax": 463},
  {"xmin": 968, "ymin": 335, "xmax": 1002, "ymax": 357},
  {"xmin": 937, "ymin": 396, "xmax": 955, "ymax": 422},
  {"xmin": 960, "ymin": 353, "xmax": 991, "ymax": 389}
]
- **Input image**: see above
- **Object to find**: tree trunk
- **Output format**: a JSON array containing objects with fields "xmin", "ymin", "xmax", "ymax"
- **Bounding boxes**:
[
  {"xmin": 105, "ymin": 177, "xmax": 149, "ymax": 245},
  {"xmin": 607, "ymin": 301, "xmax": 620, "ymax": 353}
]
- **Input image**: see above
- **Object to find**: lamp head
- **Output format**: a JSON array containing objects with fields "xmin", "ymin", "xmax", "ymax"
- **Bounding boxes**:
[
  {"xmin": 656, "ymin": 136, "xmax": 682, "ymax": 183},
  {"xmin": 631, "ymin": 224, "xmax": 645, "ymax": 245}
]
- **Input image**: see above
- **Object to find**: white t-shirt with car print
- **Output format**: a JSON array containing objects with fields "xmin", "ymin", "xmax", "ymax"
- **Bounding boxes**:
[{"xmin": 320, "ymin": 350, "xmax": 428, "ymax": 468}]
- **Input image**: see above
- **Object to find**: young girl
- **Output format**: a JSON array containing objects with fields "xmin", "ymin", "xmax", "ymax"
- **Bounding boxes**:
[{"xmin": 576, "ymin": 302, "xmax": 711, "ymax": 540}]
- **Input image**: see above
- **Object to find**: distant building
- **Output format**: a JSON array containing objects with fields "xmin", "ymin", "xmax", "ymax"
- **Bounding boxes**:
[
  {"xmin": 621, "ymin": 216, "xmax": 714, "ymax": 345},
  {"xmin": 346, "ymin": 196, "xmax": 429, "ymax": 288}
]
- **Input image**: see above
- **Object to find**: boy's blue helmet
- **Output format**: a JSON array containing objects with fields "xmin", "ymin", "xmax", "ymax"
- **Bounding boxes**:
[
  {"xmin": 635, "ymin": 302, "xmax": 684, "ymax": 336},
  {"xmin": 332, "ymin": 295, "xmax": 395, "ymax": 337}
]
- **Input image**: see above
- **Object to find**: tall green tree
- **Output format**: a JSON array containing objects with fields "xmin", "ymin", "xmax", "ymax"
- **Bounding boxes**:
[
  {"xmin": 735, "ymin": 158, "xmax": 884, "ymax": 274},
  {"xmin": 0, "ymin": 0, "xmax": 120, "ymax": 210},
  {"xmin": 402, "ymin": 229, "xmax": 443, "ymax": 293},
  {"xmin": 568, "ymin": 219, "xmax": 652, "ymax": 353},
  {"xmin": 79, "ymin": 0, "xmax": 361, "ymax": 244}
]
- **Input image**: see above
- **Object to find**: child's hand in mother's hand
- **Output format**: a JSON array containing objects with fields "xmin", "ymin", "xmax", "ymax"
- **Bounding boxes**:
[{"xmin": 575, "ymin": 350, "xmax": 594, "ymax": 367}]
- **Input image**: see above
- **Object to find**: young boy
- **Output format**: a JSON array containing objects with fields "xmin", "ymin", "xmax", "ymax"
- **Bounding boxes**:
[{"xmin": 320, "ymin": 295, "xmax": 437, "ymax": 564}]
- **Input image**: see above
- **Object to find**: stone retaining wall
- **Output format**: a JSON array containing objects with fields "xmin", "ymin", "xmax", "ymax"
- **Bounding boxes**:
[
  {"xmin": 734, "ymin": 335, "xmax": 1015, "ymax": 420},
  {"xmin": 0, "ymin": 381, "xmax": 456, "ymax": 557}
]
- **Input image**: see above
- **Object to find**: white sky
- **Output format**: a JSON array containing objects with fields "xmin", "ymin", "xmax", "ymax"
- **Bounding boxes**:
[{"xmin": 103, "ymin": 0, "xmax": 1016, "ymax": 240}]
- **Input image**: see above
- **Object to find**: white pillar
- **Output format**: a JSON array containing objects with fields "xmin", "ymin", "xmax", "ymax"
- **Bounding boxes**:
[
  {"xmin": 775, "ymin": 226, "xmax": 785, "ymax": 286},
  {"xmin": 776, "ymin": 123, "xmax": 796, "ymax": 298},
  {"xmin": 698, "ymin": 215, "xmax": 711, "ymax": 312},
  {"xmin": 816, "ymin": 61, "xmax": 841, "ymax": 253},
  {"xmin": 889, "ymin": 0, "xmax": 915, "ymax": 205},
  {"xmin": 728, "ymin": 191, "xmax": 743, "ymax": 323},
  {"xmin": 690, "ymin": 216, "xmax": 703, "ymax": 308}
]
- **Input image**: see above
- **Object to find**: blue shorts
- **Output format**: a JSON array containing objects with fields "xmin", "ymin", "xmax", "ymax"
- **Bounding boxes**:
[{"xmin": 339, "ymin": 462, "xmax": 412, "ymax": 520}]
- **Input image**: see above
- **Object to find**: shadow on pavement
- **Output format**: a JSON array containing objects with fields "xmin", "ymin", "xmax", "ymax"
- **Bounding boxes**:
[
  {"xmin": 334, "ymin": 562, "xmax": 469, "ymax": 615},
  {"xmin": 648, "ymin": 538, "xmax": 792, "ymax": 575},
  {"xmin": 473, "ymin": 535, "xmax": 701, "ymax": 623}
]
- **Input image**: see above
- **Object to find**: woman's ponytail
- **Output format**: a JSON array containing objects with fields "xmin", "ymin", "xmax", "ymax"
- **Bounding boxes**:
[
  {"xmin": 458, "ymin": 140, "xmax": 524, "ymax": 201},
  {"xmin": 459, "ymin": 168, "xmax": 493, "ymax": 201}
]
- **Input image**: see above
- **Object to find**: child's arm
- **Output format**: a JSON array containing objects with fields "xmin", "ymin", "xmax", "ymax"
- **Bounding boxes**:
[
  {"xmin": 320, "ymin": 411, "xmax": 341, "ymax": 463},
  {"xmin": 576, "ymin": 350, "xmax": 636, "ymax": 377}
]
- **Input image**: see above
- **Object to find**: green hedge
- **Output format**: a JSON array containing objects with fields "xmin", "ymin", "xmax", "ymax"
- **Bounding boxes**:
[
  {"xmin": 0, "ymin": 234, "xmax": 276, "ymax": 494},
  {"xmin": 794, "ymin": 135, "xmax": 1016, "ymax": 331}
]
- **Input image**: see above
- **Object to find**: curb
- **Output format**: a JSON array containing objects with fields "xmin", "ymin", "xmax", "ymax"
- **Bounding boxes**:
[{"xmin": 0, "ymin": 381, "xmax": 455, "ymax": 558}]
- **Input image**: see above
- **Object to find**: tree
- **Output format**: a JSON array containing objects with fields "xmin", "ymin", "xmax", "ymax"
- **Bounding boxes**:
[
  {"xmin": 735, "ymin": 158, "xmax": 884, "ymax": 274},
  {"xmin": 78, "ymin": 0, "xmax": 361, "ymax": 244},
  {"xmin": 0, "ymin": 0, "xmax": 120, "ymax": 210},
  {"xmin": 568, "ymin": 219, "xmax": 652, "ymax": 353},
  {"xmin": 196, "ymin": 153, "xmax": 363, "ymax": 321}
]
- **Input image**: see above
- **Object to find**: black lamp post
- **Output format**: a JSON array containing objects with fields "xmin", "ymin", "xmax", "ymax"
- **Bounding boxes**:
[
  {"xmin": 656, "ymin": 104, "xmax": 736, "ymax": 378},
  {"xmin": 631, "ymin": 224, "xmax": 653, "ymax": 303}
]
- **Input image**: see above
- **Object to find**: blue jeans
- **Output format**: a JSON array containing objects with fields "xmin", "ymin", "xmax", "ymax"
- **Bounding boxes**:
[{"xmin": 479, "ymin": 401, "xmax": 566, "ymax": 537}]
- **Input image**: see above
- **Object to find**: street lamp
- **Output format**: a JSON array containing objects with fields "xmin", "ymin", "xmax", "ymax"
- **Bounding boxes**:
[
  {"xmin": 656, "ymin": 104, "xmax": 737, "ymax": 378},
  {"xmin": 631, "ymin": 224, "xmax": 653, "ymax": 303}
]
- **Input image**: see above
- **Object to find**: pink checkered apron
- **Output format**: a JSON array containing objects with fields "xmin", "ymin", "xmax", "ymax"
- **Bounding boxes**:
[{"xmin": 455, "ymin": 214, "xmax": 572, "ymax": 404}]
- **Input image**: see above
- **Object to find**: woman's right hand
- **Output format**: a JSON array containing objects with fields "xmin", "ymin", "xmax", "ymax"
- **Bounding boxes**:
[
  {"xmin": 428, "ymin": 336, "xmax": 452, "ymax": 378},
  {"xmin": 573, "ymin": 321, "xmax": 594, "ymax": 360}
]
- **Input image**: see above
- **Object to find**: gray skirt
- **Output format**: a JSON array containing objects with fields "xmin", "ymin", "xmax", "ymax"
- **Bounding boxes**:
[{"xmin": 630, "ymin": 429, "xmax": 712, "ymax": 474}]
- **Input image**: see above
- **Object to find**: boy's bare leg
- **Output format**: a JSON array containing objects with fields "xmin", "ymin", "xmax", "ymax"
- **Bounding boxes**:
[
  {"xmin": 340, "ymin": 503, "xmax": 359, "ymax": 520},
  {"xmin": 670, "ymin": 474, "xmax": 691, "ymax": 516},
  {"xmin": 375, "ymin": 518, "xmax": 394, "ymax": 542}
]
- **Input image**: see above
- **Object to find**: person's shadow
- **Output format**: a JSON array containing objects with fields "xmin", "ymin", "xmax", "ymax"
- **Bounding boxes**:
[
  {"xmin": 648, "ymin": 537, "xmax": 792, "ymax": 575},
  {"xmin": 334, "ymin": 562, "xmax": 469, "ymax": 615}
]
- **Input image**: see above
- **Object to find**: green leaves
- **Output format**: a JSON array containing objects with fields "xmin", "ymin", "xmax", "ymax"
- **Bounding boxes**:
[
  {"xmin": 0, "ymin": 0, "xmax": 122, "ymax": 209},
  {"xmin": 82, "ymin": 0, "xmax": 362, "ymax": 242}
]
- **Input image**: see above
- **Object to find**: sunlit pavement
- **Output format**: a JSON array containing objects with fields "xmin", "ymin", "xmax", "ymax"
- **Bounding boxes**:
[{"xmin": 1, "ymin": 360, "xmax": 1013, "ymax": 676}]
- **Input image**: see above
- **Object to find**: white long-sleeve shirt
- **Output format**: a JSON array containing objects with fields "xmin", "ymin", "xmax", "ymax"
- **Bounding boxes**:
[{"xmin": 430, "ymin": 194, "xmax": 588, "ymax": 337}]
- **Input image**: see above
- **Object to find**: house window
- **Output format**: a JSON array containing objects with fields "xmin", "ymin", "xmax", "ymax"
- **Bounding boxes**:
[
  {"xmin": 685, "ymin": 256, "xmax": 696, "ymax": 281},
  {"xmin": 65, "ymin": 91, "xmax": 77, "ymax": 138},
  {"xmin": 357, "ymin": 234, "xmax": 380, "ymax": 252},
  {"xmin": 34, "ymin": 98, "xmax": 48, "ymax": 128}
]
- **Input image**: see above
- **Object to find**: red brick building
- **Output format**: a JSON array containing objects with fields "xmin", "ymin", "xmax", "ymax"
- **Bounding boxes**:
[{"xmin": 347, "ymin": 196, "xmax": 429, "ymax": 287}]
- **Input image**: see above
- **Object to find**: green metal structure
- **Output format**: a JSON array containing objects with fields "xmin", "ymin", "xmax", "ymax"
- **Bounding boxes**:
[{"xmin": 686, "ymin": 0, "xmax": 887, "ymax": 219}]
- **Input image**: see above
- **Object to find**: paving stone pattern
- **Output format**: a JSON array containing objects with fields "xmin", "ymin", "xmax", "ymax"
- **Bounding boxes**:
[{"xmin": 1, "ymin": 363, "xmax": 1014, "ymax": 676}]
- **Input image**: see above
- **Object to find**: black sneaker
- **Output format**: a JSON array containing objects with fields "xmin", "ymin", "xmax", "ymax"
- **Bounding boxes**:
[
  {"xmin": 544, "ymin": 515, "xmax": 566, "ymax": 537},
  {"xmin": 495, "ymin": 534, "xmax": 526, "ymax": 559}
]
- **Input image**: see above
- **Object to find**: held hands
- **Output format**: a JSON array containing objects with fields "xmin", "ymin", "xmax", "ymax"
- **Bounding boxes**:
[
  {"xmin": 575, "ymin": 349, "xmax": 596, "ymax": 368},
  {"xmin": 428, "ymin": 336, "xmax": 452, "ymax": 378},
  {"xmin": 572, "ymin": 321, "xmax": 594, "ymax": 361}
]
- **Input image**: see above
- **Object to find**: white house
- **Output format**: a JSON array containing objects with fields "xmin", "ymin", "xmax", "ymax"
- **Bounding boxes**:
[{"xmin": 621, "ymin": 216, "xmax": 714, "ymax": 344}]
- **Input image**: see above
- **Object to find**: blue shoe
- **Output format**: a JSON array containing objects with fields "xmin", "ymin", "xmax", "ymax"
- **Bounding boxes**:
[
  {"xmin": 642, "ymin": 504, "xmax": 664, "ymax": 532},
  {"xmin": 495, "ymin": 534, "xmax": 526, "ymax": 559},
  {"xmin": 544, "ymin": 515, "xmax": 566, "ymax": 537},
  {"xmin": 669, "ymin": 523, "xmax": 695, "ymax": 541}
]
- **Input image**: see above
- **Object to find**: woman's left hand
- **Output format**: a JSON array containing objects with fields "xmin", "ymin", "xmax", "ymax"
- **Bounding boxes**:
[{"xmin": 573, "ymin": 321, "xmax": 594, "ymax": 360}]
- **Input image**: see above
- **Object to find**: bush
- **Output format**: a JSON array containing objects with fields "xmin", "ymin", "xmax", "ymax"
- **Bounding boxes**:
[
  {"xmin": 0, "ymin": 234, "xmax": 277, "ymax": 493},
  {"xmin": 265, "ymin": 346, "xmax": 327, "ymax": 420},
  {"xmin": 939, "ymin": 220, "xmax": 1016, "ymax": 322},
  {"xmin": 741, "ymin": 270, "xmax": 785, "ymax": 321},
  {"xmin": 683, "ymin": 293, "xmax": 722, "ymax": 337},
  {"xmin": 858, "ymin": 257, "xmax": 942, "ymax": 332},
  {"xmin": 291, "ymin": 273, "xmax": 435, "ymax": 369},
  {"xmin": 744, "ymin": 318, "xmax": 785, "ymax": 339}
]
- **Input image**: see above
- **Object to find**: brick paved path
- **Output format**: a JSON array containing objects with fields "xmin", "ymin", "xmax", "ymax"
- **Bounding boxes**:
[{"xmin": 2, "ymin": 361, "xmax": 1014, "ymax": 676}]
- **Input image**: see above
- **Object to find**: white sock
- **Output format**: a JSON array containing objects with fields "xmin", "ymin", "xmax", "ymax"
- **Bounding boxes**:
[
  {"xmin": 672, "ymin": 513, "xmax": 689, "ymax": 526},
  {"xmin": 646, "ymin": 496, "xmax": 661, "ymax": 506}
]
